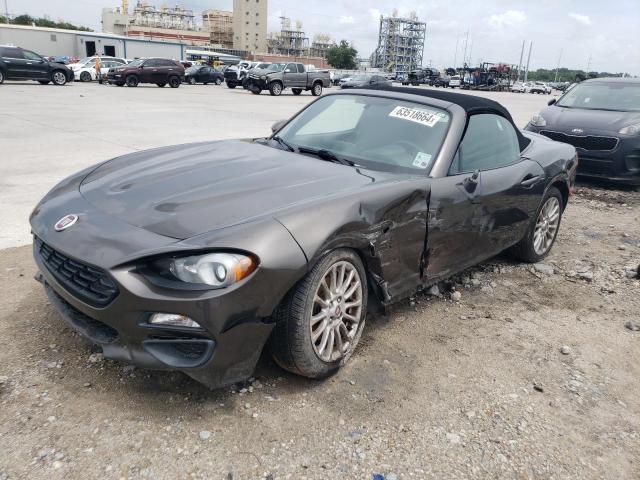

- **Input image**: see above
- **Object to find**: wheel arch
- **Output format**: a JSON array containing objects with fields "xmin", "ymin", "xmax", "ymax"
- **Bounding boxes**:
[{"xmin": 548, "ymin": 176, "xmax": 570, "ymax": 211}]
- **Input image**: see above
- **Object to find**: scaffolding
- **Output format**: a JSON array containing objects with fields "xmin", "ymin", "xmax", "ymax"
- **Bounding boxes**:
[
  {"xmin": 372, "ymin": 12, "xmax": 426, "ymax": 77},
  {"xmin": 202, "ymin": 9, "xmax": 233, "ymax": 48},
  {"xmin": 131, "ymin": 2, "xmax": 196, "ymax": 31},
  {"xmin": 267, "ymin": 17, "xmax": 310, "ymax": 56}
]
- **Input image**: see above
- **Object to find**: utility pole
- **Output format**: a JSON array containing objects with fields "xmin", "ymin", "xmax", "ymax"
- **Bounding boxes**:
[
  {"xmin": 462, "ymin": 29, "xmax": 469, "ymax": 67},
  {"xmin": 586, "ymin": 54, "xmax": 592, "ymax": 75},
  {"xmin": 467, "ymin": 40, "xmax": 473, "ymax": 66},
  {"xmin": 554, "ymin": 48, "xmax": 563, "ymax": 82},
  {"xmin": 516, "ymin": 40, "xmax": 525, "ymax": 82},
  {"xmin": 524, "ymin": 40, "xmax": 533, "ymax": 82},
  {"xmin": 4, "ymin": 0, "xmax": 9, "ymax": 23},
  {"xmin": 453, "ymin": 34, "xmax": 459, "ymax": 68}
]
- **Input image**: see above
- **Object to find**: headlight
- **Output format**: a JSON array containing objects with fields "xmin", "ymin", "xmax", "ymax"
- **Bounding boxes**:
[
  {"xmin": 618, "ymin": 123, "xmax": 640, "ymax": 135},
  {"xmin": 530, "ymin": 112, "xmax": 547, "ymax": 127},
  {"xmin": 260, "ymin": 75, "xmax": 267, "ymax": 80},
  {"xmin": 168, "ymin": 252, "xmax": 258, "ymax": 287}
]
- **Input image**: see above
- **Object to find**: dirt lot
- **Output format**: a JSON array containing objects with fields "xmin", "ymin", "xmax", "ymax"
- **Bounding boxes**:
[{"xmin": 0, "ymin": 183, "xmax": 638, "ymax": 480}]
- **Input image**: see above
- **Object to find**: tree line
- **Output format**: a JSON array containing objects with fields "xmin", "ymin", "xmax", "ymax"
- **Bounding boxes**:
[{"xmin": 0, "ymin": 14, "xmax": 93, "ymax": 32}]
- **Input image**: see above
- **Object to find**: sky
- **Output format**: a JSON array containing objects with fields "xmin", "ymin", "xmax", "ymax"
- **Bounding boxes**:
[{"xmin": 9, "ymin": 0, "xmax": 640, "ymax": 75}]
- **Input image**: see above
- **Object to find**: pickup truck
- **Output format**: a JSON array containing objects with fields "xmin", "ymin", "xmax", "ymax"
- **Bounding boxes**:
[{"xmin": 245, "ymin": 62, "xmax": 331, "ymax": 96}]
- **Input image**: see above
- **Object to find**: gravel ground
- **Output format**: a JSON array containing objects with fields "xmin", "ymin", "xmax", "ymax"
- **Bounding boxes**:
[{"xmin": 0, "ymin": 184, "xmax": 638, "ymax": 480}]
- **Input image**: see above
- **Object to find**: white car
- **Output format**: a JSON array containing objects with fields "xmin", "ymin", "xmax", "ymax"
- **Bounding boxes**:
[
  {"xmin": 449, "ymin": 75, "xmax": 462, "ymax": 88},
  {"xmin": 69, "ymin": 56, "xmax": 128, "ymax": 82},
  {"xmin": 511, "ymin": 82, "xmax": 526, "ymax": 93}
]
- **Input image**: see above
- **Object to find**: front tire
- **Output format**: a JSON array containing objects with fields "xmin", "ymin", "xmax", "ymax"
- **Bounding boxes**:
[
  {"xmin": 188, "ymin": 77, "xmax": 196, "ymax": 85},
  {"xmin": 269, "ymin": 81, "xmax": 283, "ymax": 96},
  {"xmin": 51, "ymin": 70, "xmax": 67, "ymax": 86},
  {"xmin": 80, "ymin": 71, "xmax": 92, "ymax": 82},
  {"xmin": 125, "ymin": 75, "xmax": 138, "ymax": 87},
  {"xmin": 215, "ymin": 78, "xmax": 222, "ymax": 85},
  {"xmin": 169, "ymin": 76, "xmax": 181, "ymax": 88},
  {"xmin": 0, "ymin": 70, "xmax": 4, "ymax": 84},
  {"xmin": 510, "ymin": 187, "xmax": 563, "ymax": 263},
  {"xmin": 311, "ymin": 82, "xmax": 322, "ymax": 96},
  {"xmin": 270, "ymin": 249, "xmax": 367, "ymax": 379},
  {"xmin": 227, "ymin": 83, "xmax": 236, "ymax": 89}
]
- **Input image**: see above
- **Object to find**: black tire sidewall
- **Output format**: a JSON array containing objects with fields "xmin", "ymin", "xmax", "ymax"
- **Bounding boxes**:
[
  {"xmin": 51, "ymin": 71, "xmax": 67, "ymax": 85},
  {"xmin": 169, "ymin": 76, "xmax": 180, "ymax": 88},
  {"xmin": 0, "ymin": 70, "xmax": 4, "ymax": 84},
  {"xmin": 269, "ymin": 82, "xmax": 282, "ymax": 96},
  {"xmin": 514, "ymin": 186, "xmax": 564, "ymax": 262},
  {"xmin": 271, "ymin": 249, "xmax": 368, "ymax": 378},
  {"xmin": 126, "ymin": 75, "xmax": 138, "ymax": 87},
  {"xmin": 312, "ymin": 83, "xmax": 322, "ymax": 96}
]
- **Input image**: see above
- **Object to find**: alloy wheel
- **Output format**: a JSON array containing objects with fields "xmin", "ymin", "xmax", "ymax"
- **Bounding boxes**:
[
  {"xmin": 52, "ymin": 71, "xmax": 66, "ymax": 85},
  {"xmin": 310, "ymin": 261, "xmax": 363, "ymax": 362},
  {"xmin": 533, "ymin": 196, "xmax": 560, "ymax": 255}
]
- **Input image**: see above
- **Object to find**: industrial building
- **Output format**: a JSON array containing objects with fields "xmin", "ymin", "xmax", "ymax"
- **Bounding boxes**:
[
  {"xmin": 202, "ymin": 10, "xmax": 233, "ymax": 49},
  {"xmin": 371, "ymin": 11, "xmax": 426, "ymax": 77},
  {"xmin": 232, "ymin": 0, "xmax": 268, "ymax": 53},
  {"xmin": 0, "ymin": 23, "xmax": 188, "ymax": 60},
  {"xmin": 102, "ymin": 2, "xmax": 209, "ymax": 45}
]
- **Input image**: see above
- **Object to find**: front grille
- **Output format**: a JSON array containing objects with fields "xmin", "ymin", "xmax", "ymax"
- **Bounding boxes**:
[
  {"xmin": 224, "ymin": 71, "xmax": 237, "ymax": 80},
  {"xmin": 539, "ymin": 130, "xmax": 619, "ymax": 151},
  {"xmin": 577, "ymin": 157, "xmax": 615, "ymax": 177},
  {"xmin": 35, "ymin": 237, "xmax": 118, "ymax": 307}
]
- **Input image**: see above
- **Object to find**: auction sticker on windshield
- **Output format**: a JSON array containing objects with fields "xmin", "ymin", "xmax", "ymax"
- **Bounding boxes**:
[{"xmin": 389, "ymin": 106, "xmax": 443, "ymax": 127}]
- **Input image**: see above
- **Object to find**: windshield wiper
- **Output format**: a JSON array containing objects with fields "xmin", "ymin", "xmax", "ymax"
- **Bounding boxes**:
[
  {"xmin": 298, "ymin": 146, "xmax": 357, "ymax": 166},
  {"xmin": 272, "ymin": 136, "xmax": 296, "ymax": 152}
]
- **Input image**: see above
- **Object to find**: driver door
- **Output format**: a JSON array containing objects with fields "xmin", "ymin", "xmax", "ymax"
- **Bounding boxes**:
[{"xmin": 427, "ymin": 114, "xmax": 545, "ymax": 282}]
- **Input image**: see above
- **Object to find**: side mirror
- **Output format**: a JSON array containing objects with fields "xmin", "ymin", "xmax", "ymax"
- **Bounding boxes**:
[
  {"xmin": 463, "ymin": 169, "xmax": 480, "ymax": 193},
  {"xmin": 284, "ymin": 69, "xmax": 291, "ymax": 73},
  {"xmin": 271, "ymin": 119, "xmax": 287, "ymax": 133},
  {"xmin": 547, "ymin": 98, "xmax": 557, "ymax": 106}
]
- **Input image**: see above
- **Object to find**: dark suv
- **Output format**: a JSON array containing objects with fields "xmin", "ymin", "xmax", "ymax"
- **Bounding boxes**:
[
  {"xmin": 107, "ymin": 57, "xmax": 185, "ymax": 88},
  {"xmin": 0, "ymin": 45, "xmax": 73, "ymax": 85}
]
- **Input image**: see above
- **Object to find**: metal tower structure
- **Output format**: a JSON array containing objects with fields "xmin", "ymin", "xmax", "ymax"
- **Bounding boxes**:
[{"xmin": 372, "ymin": 12, "xmax": 426, "ymax": 77}]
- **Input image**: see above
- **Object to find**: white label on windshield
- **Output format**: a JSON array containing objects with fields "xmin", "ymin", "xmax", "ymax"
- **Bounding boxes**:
[
  {"xmin": 389, "ymin": 106, "xmax": 441, "ymax": 127},
  {"xmin": 413, "ymin": 152, "xmax": 432, "ymax": 169}
]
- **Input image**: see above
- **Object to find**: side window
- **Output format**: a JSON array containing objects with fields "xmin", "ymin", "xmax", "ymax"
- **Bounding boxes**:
[
  {"xmin": 2, "ymin": 47, "xmax": 25, "ymax": 59},
  {"xmin": 450, "ymin": 114, "xmax": 521, "ymax": 174},
  {"xmin": 160, "ymin": 59, "xmax": 176, "ymax": 67},
  {"xmin": 23, "ymin": 50, "xmax": 43, "ymax": 61},
  {"xmin": 296, "ymin": 64, "xmax": 305, "ymax": 73},
  {"xmin": 285, "ymin": 63, "xmax": 296, "ymax": 73}
]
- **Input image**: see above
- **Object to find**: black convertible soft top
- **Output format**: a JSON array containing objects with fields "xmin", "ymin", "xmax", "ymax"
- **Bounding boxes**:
[{"xmin": 365, "ymin": 85, "xmax": 531, "ymax": 151}]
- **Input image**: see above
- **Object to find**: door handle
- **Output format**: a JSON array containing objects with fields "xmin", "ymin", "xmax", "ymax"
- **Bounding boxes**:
[
  {"xmin": 26, "ymin": 62, "xmax": 33, "ymax": 65},
  {"xmin": 520, "ymin": 175, "xmax": 541, "ymax": 187}
]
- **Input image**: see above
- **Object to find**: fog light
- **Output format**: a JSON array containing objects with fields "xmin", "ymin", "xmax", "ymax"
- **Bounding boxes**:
[{"xmin": 149, "ymin": 313, "xmax": 201, "ymax": 329}]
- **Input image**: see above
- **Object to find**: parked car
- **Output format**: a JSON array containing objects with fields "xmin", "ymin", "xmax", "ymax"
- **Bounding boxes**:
[
  {"xmin": 31, "ymin": 87, "xmax": 576, "ymax": 389},
  {"xmin": 0, "ymin": 45, "xmax": 73, "ymax": 85},
  {"xmin": 223, "ymin": 61, "xmax": 265, "ymax": 89},
  {"xmin": 431, "ymin": 76, "xmax": 449, "ymax": 88},
  {"xmin": 71, "ymin": 57, "xmax": 128, "ymax": 82},
  {"xmin": 526, "ymin": 77, "xmax": 640, "ymax": 185},
  {"xmin": 185, "ymin": 65, "xmax": 224, "ymax": 85},
  {"xmin": 449, "ymin": 75, "xmax": 462, "ymax": 88},
  {"xmin": 338, "ymin": 75, "xmax": 353, "ymax": 87},
  {"xmin": 340, "ymin": 74, "xmax": 392, "ymax": 89},
  {"xmin": 528, "ymin": 81, "xmax": 551, "ymax": 94},
  {"xmin": 107, "ymin": 57, "xmax": 184, "ymax": 88},
  {"xmin": 68, "ymin": 55, "xmax": 128, "ymax": 82},
  {"xmin": 511, "ymin": 82, "xmax": 526, "ymax": 93},
  {"xmin": 245, "ymin": 62, "xmax": 331, "ymax": 96}
]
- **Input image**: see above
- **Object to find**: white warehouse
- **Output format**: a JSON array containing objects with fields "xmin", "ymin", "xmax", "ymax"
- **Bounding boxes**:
[{"xmin": 0, "ymin": 24, "xmax": 188, "ymax": 60}]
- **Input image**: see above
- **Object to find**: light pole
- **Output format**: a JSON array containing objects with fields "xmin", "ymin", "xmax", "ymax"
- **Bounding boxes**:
[
  {"xmin": 554, "ymin": 48, "xmax": 563, "ymax": 82},
  {"xmin": 4, "ymin": 0, "xmax": 9, "ymax": 23},
  {"xmin": 516, "ymin": 39, "xmax": 525, "ymax": 82},
  {"xmin": 524, "ymin": 41, "xmax": 533, "ymax": 82}
]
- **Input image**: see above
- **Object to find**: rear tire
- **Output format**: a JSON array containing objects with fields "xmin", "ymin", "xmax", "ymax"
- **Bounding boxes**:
[
  {"xmin": 311, "ymin": 82, "xmax": 322, "ymax": 96},
  {"xmin": 269, "ymin": 81, "xmax": 283, "ymax": 96},
  {"xmin": 188, "ymin": 77, "xmax": 196, "ymax": 85},
  {"xmin": 292, "ymin": 88, "xmax": 302, "ymax": 95},
  {"xmin": 251, "ymin": 88, "xmax": 262, "ymax": 95},
  {"xmin": 80, "ymin": 71, "xmax": 92, "ymax": 82},
  {"xmin": 125, "ymin": 75, "xmax": 138, "ymax": 87},
  {"xmin": 509, "ymin": 187, "xmax": 563, "ymax": 263},
  {"xmin": 169, "ymin": 76, "xmax": 181, "ymax": 88},
  {"xmin": 51, "ymin": 70, "xmax": 67, "ymax": 86},
  {"xmin": 215, "ymin": 78, "xmax": 222, "ymax": 85},
  {"xmin": 0, "ymin": 70, "xmax": 4, "ymax": 84},
  {"xmin": 227, "ymin": 83, "xmax": 236, "ymax": 89},
  {"xmin": 270, "ymin": 249, "xmax": 367, "ymax": 379}
]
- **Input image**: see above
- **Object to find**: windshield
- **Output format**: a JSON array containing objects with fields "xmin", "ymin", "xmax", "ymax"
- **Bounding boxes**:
[
  {"xmin": 556, "ymin": 82, "xmax": 640, "ymax": 111},
  {"xmin": 267, "ymin": 63, "xmax": 286, "ymax": 71},
  {"xmin": 275, "ymin": 94, "xmax": 450, "ymax": 174},
  {"xmin": 352, "ymin": 75, "xmax": 369, "ymax": 81},
  {"xmin": 186, "ymin": 66, "xmax": 202, "ymax": 73},
  {"xmin": 127, "ymin": 59, "xmax": 144, "ymax": 67}
]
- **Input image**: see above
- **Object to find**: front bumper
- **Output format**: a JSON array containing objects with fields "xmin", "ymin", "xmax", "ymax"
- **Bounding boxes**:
[
  {"xmin": 30, "ymin": 190, "xmax": 307, "ymax": 388},
  {"xmin": 526, "ymin": 125, "xmax": 640, "ymax": 185}
]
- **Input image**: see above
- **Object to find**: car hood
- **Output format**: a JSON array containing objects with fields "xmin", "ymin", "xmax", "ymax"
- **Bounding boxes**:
[
  {"xmin": 79, "ymin": 140, "xmax": 374, "ymax": 239},
  {"xmin": 541, "ymin": 106, "xmax": 640, "ymax": 134},
  {"xmin": 251, "ymin": 68, "xmax": 280, "ymax": 76}
]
